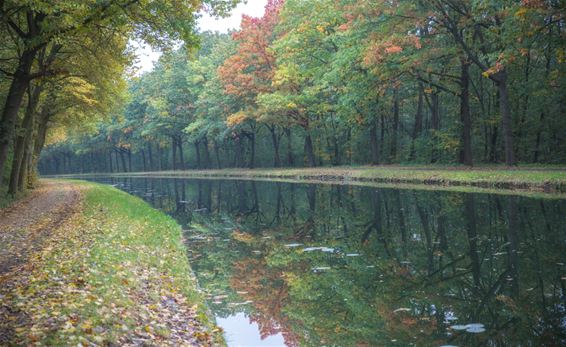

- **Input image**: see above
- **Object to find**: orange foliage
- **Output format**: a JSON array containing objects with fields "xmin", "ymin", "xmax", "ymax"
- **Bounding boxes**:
[
  {"xmin": 385, "ymin": 45, "xmax": 403, "ymax": 54},
  {"xmin": 230, "ymin": 258, "xmax": 300, "ymax": 346},
  {"xmin": 218, "ymin": 0, "xmax": 285, "ymax": 102}
]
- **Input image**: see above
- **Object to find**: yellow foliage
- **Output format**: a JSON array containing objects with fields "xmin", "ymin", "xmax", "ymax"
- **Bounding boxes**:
[
  {"xmin": 515, "ymin": 8, "xmax": 528, "ymax": 18},
  {"xmin": 232, "ymin": 230, "xmax": 254, "ymax": 243},
  {"xmin": 226, "ymin": 112, "xmax": 249, "ymax": 127}
]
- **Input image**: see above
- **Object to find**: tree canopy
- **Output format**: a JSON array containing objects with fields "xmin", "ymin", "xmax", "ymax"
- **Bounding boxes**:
[{"xmin": 0, "ymin": 0, "xmax": 563, "ymax": 184}]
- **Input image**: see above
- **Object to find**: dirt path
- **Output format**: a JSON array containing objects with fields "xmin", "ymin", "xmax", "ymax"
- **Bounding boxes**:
[
  {"xmin": 0, "ymin": 181, "xmax": 80, "ymax": 276},
  {"xmin": 0, "ymin": 181, "xmax": 80, "ymax": 344}
]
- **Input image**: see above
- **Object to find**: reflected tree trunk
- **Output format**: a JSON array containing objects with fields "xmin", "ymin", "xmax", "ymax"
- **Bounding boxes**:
[
  {"xmin": 393, "ymin": 191, "xmax": 408, "ymax": 257},
  {"xmin": 463, "ymin": 194, "xmax": 481, "ymax": 288},
  {"xmin": 415, "ymin": 195, "xmax": 434, "ymax": 275},
  {"xmin": 506, "ymin": 196, "xmax": 520, "ymax": 297}
]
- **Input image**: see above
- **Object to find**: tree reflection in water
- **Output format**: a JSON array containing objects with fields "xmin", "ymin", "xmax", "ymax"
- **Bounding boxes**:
[{"xmin": 95, "ymin": 177, "xmax": 566, "ymax": 346}]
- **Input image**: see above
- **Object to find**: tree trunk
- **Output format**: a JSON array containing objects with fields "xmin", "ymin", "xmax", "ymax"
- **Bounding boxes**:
[
  {"xmin": 533, "ymin": 112, "xmax": 544, "ymax": 162},
  {"xmin": 178, "ymin": 139, "xmax": 185, "ymax": 170},
  {"xmin": 369, "ymin": 118, "xmax": 379, "ymax": 165},
  {"xmin": 127, "ymin": 149, "xmax": 132, "ymax": 172},
  {"xmin": 269, "ymin": 126, "xmax": 281, "ymax": 167},
  {"xmin": 119, "ymin": 150, "xmax": 127, "ymax": 172},
  {"xmin": 147, "ymin": 143, "xmax": 154, "ymax": 171},
  {"xmin": 141, "ymin": 149, "xmax": 147, "ymax": 171},
  {"xmin": 114, "ymin": 150, "xmax": 120, "ymax": 172},
  {"xmin": 285, "ymin": 128, "xmax": 294, "ymax": 166},
  {"xmin": 459, "ymin": 59, "xmax": 473, "ymax": 166},
  {"xmin": 0, "ymin": 49, "xmax": 37, "ymax": 178},
  {"xmin": 389, "ymin": 88, "xmax": 399, "ymax": 162},
  {"xmin": 157, "ymin": 146, "xmax": 163, "ymax": 171},
  {"xmin": 33, "ymin": 108, "xmax": 50, "ymax": 162},
  {"xmin": 304, "ymin": 133, "xmax": 316, "ymax": 167},
  {"xmin": 489, "ymin": 125, "xmax": 498, "ymax": 163},
  {"xmin": 9, "ymin": 83, "xmax": 42, "ymax": 194},
  {"xmin": 194, "ymin": 141, "xmax": 201, "ymax": 169},
  {"xmin": 20, "ymin": 141, "xmax": 34, "ymax": 189},
  {"xmin": 171, "ymin": 138, "xmax": 177, "ymax": 170},
  {"xmin": 248, "ymin": 132, "xmax": 255, "ymax": 169},
  {"xmin": 380, "ymin": 114, "xmax": 385, "ymax": 160},
  {"xmin": 533, "ymin": 38, "xmax": 552, "ymax": 163},
  {"xmin": 202, "ymin": 137, "xmax": 210, "ymax": 169},
  {"xmin": 495, "ymin": 70, "xmax": 516, "ymax": 166},
  {"xmin": 430, "ymin": 92, "xmax": 440, "ymax": 163},
  {"xmin": 109, "ymin": 151, "xmax": 113, "ymax": 173},
  {"xmin": 332, "ymin": 127, "xmax": 340, "ymax": 166},
  {"xmin": 409, "ymin": 86, "xmax": 424, "ymax": 161},
  {"xmin": 214, "ymin": 140, "xmax": 222, "ymax": 169},
  {"xmin": 233, "ymin": 136, "xmax": 242, "ymax": 168}
]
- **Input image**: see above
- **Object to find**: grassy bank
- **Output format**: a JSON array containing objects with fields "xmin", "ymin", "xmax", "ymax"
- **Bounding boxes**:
[
  {"xmin": 66, "ymin": 165, "xmax": 566, "ymax": 194},
  {"xmin": 5, "ymin": 181, "xmax": 221, "ymax": 345}
]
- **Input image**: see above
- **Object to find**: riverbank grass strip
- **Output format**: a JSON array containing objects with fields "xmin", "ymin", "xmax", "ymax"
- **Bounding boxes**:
[
  {"xmin": 7, "ymin": 182, "xmax": 221, "ymax": 345},
  {"xmin": 86, "ymin": 166, "xmax": 566, "ymax": 194}
]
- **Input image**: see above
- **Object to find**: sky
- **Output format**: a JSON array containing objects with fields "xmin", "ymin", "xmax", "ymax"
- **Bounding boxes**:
[{"xmin": 132, "ymin": 0, "xmax": 268, "ymax": 74}]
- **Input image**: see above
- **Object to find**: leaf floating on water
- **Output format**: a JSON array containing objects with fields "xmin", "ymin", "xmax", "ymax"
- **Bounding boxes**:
[
  {"xmin": 451, "ymin": 323, "xmax": 486, "ymax": 333},
  {"xmin": 285, "ymin": 243, "xmax": 302, "ymax": 248},
  {"xmin": 450, "ymin": 325, "xmax": 468, "ymax": 331},
  {"xmin": 312, "ymin": 267, "xmax": 331, "ymax": 272},
  {"xmin": 303, "ymin": 247, "xmax": 335, "ymax": 253},
  {"xmin": 466, "ymin": 326, "xmax": 486, "ymax": 333},
  {"xmin": 393, "ymin": 308, "xmax": 411, "ymax": 313}
]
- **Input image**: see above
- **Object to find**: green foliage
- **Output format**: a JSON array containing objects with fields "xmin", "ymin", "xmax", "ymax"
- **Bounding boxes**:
[{"xmin": 37, "ymin": 0, "xmax": 566, "ymax": 174}]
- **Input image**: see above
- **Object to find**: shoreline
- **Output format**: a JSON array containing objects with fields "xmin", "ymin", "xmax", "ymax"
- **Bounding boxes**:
[{"xmin": 48, "ymin": 165, "xmax": 566, "ymax": 196}]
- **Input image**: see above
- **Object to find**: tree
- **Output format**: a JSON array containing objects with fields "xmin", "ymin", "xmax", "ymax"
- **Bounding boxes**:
[
  {"xmin": 1, "ymin": 0, "xmax": 240, "ymax": 184},
  {"xmin": 218, "ymin": 0, "xmax": 285, "ymax": 168}
]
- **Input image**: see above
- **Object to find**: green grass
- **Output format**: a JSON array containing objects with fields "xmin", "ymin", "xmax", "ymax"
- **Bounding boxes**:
[{"xmin": 10, "ymin": 181, "xmax": 221, "ymax": 345}]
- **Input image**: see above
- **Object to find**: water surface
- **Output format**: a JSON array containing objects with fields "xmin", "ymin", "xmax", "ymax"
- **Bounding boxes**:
[{"xmin": 84, "ymin": 177, "xmax": 566, "ymax": 346}]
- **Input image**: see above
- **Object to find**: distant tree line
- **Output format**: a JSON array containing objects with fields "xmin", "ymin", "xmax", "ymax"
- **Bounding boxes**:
[
  {"xmin": 0, "ymin": 0, "xmax": 239, "ymax": 195},
  {"xmin": 38, "ymin": 0, "xmax": 565, "ymax": 175}
]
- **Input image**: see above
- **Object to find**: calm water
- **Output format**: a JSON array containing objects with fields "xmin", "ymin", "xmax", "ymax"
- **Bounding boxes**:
[{"xmin": 84, "ymin": 177, "xmax": 566, "ymax": 346}]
